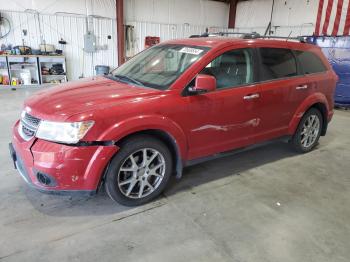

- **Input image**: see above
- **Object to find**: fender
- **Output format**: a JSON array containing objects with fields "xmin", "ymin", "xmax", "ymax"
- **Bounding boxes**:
[
  {"xmin": 288, "ymin": 92, "xmax": 329, "ymax": 135},
  {"xmin": 96, "ymin": 114, "xmax": 188, "ymax": 161}
]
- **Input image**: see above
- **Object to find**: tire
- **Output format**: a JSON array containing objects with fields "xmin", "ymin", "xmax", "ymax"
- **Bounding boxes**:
[
  {"xmin": 291, "ymin": 108, "xmax": 323, "ymax": 153},
  {"xmin": 105, "ymin": 135, "xmax": 173, "ymax": 206}
]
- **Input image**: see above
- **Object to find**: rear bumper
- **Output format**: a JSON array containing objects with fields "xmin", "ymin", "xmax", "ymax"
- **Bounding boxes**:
[
  {"xmin": 335, "ymin": 92, "xmax": 350, "ymax": 106},
  {"xmin": 335, "ymin": 101, "xmax": 350, "ymax": 107},
  {"xmin": 10, "ymin": 121, "xmax": 118, "ymax": 194}
]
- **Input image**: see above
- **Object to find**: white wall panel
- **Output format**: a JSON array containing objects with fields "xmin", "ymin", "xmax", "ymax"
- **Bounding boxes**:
[
  {"xmin": 127, "ymin": 21, "xmax": 228, "ymax": 54},
  {"xmin": 0, "ymin": 0, "xmax": 116, "ymax": 18},
  {"xmin": 123, "ymin": 0, "xmax": 230, "ymax": 55},
  {"xmin": 235, "ymin": 0, "xmax": 318, "ymax": 37},
  {"xmin": 0, "ymin": 10, "xmax": 118, "ymax": 80},
  {"xmin": 235, "ymin": 0, "xmax": 272, "ymax": 29},
  {"xmin": 125, "ymin": 0, "xmax": 229, "ymax": 27}
]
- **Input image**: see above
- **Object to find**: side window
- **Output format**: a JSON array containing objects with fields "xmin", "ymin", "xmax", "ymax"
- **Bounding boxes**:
[
  {"xmin": 200, "ymin": 48, "xmax": 254, "ymax": 89},
  {"xmin": 294, "ymin": 50, "xmax": 327, "ymax": 74},
  {"xmin": 259, "ymin": 48, "xmax": 297, "ymax": 81}
]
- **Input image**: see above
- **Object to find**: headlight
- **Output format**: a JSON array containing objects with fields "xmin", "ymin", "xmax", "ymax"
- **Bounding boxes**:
[{"xmin": 36, "ymin": 120, "xmax": 94, "ymax": 144}]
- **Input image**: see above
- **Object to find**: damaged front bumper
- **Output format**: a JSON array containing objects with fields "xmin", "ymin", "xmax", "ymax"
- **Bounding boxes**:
[{"xmin": 10, "ymin": 121, "xmax": 118, "ymax": 195}]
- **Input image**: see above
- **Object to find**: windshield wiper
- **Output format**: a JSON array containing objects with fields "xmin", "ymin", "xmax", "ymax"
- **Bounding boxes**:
[{"xmin": 113, "ymin": 74, "xmax": 145, "ymax": 87}]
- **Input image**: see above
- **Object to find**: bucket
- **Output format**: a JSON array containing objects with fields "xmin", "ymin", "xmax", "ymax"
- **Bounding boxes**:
[{"xmin": 95, "ymin": 65, "xmax": 110, "ymax": 75}]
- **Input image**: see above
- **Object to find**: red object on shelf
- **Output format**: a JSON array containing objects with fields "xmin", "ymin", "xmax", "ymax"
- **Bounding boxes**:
[
  {"xmin": 2, "ymin": 75, "xmax": 9, "ymax": 85},
  {"xmin": 144, "ymin": 36, "xmax": 160, "ymax": 48}
]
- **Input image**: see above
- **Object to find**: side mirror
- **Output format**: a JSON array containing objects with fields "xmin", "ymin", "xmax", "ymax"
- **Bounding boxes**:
[{"xmin": 188, "ymin": 74, "xmax": 216, "ymax": 95}]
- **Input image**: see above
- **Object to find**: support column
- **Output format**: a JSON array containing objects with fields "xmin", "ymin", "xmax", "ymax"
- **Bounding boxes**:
[
  {"xmin": 228, "ymin": 0, "xmax": 238, "ymax": 29},
  {"xmin": 116, "ymin": 0, "xmax": 125, "ymax": 65}
]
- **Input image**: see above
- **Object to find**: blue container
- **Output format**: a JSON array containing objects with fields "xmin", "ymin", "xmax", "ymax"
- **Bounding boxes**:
[
  {"xmin": 95, "ymin": 65, "xmax": 110, "ymax": 76},
  {"xmin": 307, "ymin": 36, "xmax": 350, "ymax": 107}
]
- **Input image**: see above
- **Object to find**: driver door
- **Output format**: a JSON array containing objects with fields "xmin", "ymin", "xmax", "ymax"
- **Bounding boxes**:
[{"xmin": 185, "ymin": 48, "xmax": 260, "ymax": 160}]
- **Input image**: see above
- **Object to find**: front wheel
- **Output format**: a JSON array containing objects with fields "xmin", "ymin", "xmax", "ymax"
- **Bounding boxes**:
[
  {"xmin": 105, "ymin": 135, "xmax": 173, "ymax": 206},
  {"xmin": 291, "ymin": 108, "xmax": 323, "ymax": 153}
]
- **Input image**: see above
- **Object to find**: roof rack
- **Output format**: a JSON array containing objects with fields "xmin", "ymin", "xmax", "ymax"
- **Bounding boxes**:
[
  {"xmin": 214, "ymin": 32, "xmax": 262, "ymax": 39},
  {"xmin": 189, "ymin": 31, "xmax": 307, "ymax": 43}
]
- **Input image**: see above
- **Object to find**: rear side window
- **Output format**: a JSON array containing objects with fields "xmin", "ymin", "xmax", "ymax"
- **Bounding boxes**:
[
  {"xmin": 259, "ymin": 48, "xmax": 297, "ymax": 81},
  {"xmin": 294, "ymin": 50, "xmax": 327, "ymax": 74}
]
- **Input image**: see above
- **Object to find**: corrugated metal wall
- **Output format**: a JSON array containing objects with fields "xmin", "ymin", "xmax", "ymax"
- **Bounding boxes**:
[
  {"xmin": 1, "ymin": 10, "xmax": 237, "ymax": 81},
  {"xmin": 235, "ymin": 0, "xmax": 317, "ymax": 37},
  {"xmin": 126, "ymin": 21, "xmax": 231, "ymax": 55},
  {"xmin": 0, "ymin": 10, "xmax": 117, "ymax": 80}
]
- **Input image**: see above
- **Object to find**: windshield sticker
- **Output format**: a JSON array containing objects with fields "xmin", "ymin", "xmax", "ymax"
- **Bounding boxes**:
[{"xmin": 179, "ymin": 47, "xmax": 204, "ymax": 55}]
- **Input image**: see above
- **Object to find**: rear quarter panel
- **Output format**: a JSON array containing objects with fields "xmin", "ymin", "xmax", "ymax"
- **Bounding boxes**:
[{"xmin": 287, "ymin": 46, "xmax": 337, "ymax": 134}]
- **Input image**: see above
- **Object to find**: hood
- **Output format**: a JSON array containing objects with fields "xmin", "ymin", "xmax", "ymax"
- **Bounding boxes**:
[{"xmin": 24, "ymin": 76, "xmax": 160, "ymax": 121}]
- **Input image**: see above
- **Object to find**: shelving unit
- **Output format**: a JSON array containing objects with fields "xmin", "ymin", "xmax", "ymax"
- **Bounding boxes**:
[
  {"xmin": 0, "ymin": 56, "xmax": 10, "ymax": 85},
  {"xmin": 8, "ymin": 56, "xmax": 40, "ymax": 86},
  {"xmin": 0, "ymin": 55, "xmax": 67, "ymax": 87},
  {"xmin": 39, "ymin": 56, "xmax": 67, "ymax": 84}
]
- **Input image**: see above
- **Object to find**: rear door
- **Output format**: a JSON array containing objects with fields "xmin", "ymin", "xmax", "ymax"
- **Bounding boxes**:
[{"xmin": 254, "ymin": 47, "xmax": 307, "ymax": 142}]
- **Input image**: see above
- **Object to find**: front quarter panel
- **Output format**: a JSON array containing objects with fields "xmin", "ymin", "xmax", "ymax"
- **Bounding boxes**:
[
  {"xmin": 67, "ymin": 91, "xmax": 190, "ymax": 160},
  {"xmin": 96, "ymin": 114, "xmax": 188, "ymax": 160}
]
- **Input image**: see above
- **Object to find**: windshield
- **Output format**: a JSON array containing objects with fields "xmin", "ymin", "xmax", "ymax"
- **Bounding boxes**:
[{"xmin": 110, "ymin": 44, "xmax": 210, "ymax": 90}]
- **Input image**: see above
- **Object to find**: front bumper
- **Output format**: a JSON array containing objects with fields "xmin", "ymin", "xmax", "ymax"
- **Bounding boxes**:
[{"xmin": 10, "ymin": 121, "xmax": 118, "ymax": 195}]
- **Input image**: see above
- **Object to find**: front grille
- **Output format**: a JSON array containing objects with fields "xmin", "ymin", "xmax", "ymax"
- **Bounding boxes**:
[
  {"xmin": 22, "ymin": 124, "xmax": 35, "ymax": 137},
  {"xmin": 19, "ymin": 112, "xmax": 41, "ymax": 141},
  {"xmin": 24, "ymin": 113, "xmax": 41, "ymax": 127}
]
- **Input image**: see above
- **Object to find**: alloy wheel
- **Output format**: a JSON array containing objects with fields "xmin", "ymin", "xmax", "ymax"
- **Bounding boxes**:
[
  {"xmin": 300, "ymin": 114, "xmax": 320, "ymax": 148},
  {"xmin": 117, "ymin": 148, "xmax": 166, "ymax": 199}
]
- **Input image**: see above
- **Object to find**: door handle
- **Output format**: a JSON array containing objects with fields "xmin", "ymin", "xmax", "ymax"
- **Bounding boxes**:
[
  {"xmin": 296, "ymin": 84, "xmax": 308, "ymax": 90},
  {"xmin": 243, "ymin": 93, "xmax": 260, "ymax": 100}
]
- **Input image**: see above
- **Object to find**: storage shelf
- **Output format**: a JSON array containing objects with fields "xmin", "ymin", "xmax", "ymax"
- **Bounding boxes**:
[
  {"xmin": 10, "ymin": 68, "xmax": 37, "ymax": 71},
  {"xmin": 39, "ymin": 56, "xmax": 67, "ymax": 84},
  {"xmin": 0, "ymin": 55, "xmax": 67, "ymax": 86},
  {"xmin": 42, "ymin": 74, "xmax": 66, "ymax": 76}
]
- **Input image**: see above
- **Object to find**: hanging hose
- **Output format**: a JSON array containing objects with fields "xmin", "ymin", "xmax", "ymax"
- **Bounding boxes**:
[{"xmin": 0, "ymin": 14, "xmax": 11, "ymax": 39}]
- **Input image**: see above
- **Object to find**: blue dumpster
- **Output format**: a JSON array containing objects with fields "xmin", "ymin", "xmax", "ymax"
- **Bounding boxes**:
[{"xmin": 307, "ymin": 36, "xmax": 350, "ymax": 107}]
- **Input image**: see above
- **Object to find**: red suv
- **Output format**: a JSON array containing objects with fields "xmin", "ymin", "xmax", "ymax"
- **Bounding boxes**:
[{"xmin": 9, "ymin": 37, "xmax": 337, "ymax": 206}]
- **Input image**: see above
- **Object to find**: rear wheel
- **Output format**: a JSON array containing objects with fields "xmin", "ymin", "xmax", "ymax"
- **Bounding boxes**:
[
  {"xmin": 291, "ymin": 108, "xmax": 323, "ymax": 153},
  {"xmin": 105, "ymin": 135, "xmax": 172, "ymax": 206}
]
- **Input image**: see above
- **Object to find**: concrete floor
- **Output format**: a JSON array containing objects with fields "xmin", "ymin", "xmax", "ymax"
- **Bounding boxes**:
[{"xmin": 1, "ymin": 87, "xmax": 350, "ymax": 262}]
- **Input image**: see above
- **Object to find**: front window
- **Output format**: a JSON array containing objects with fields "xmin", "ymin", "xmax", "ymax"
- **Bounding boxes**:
[
  {"xmin": 110, "ymin": 44, "xmax": 210, "ymax": 90},
  {"xmin": 200, "ymin": 48, "xmax": 254, "ymax": 89}
]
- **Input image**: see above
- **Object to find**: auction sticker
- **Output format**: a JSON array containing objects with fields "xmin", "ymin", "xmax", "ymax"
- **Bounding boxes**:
[{"xmin": 179, "ymin": 47, "xmax": 204, "ymax": 55}]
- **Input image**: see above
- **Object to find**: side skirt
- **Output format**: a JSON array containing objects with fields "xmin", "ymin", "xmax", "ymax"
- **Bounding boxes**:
[{"xmin": 185, "ymin": 136, "xmax": 291, "ymax": 167}]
